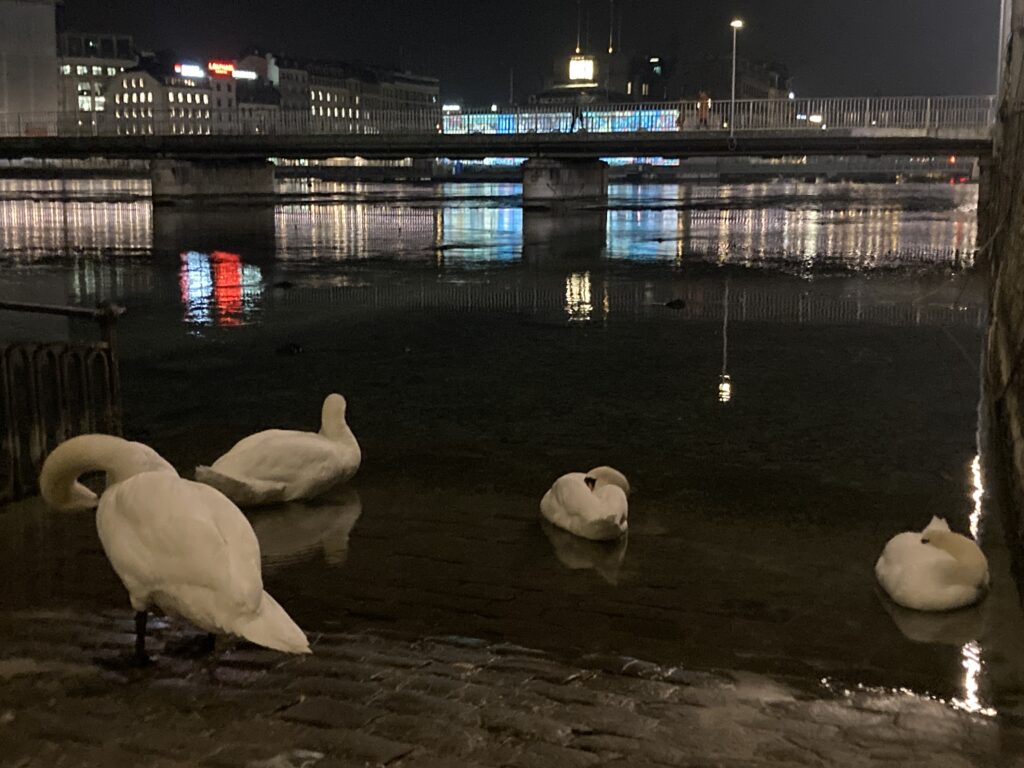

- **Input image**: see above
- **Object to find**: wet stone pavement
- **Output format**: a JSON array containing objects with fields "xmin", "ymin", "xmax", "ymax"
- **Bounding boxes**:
[{"xmin": 1, "ymin": 610, "xmax": 1023, "ymax": 768}]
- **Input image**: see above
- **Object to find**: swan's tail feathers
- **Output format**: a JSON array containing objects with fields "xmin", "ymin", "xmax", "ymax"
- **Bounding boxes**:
[
  {"xmin": 234, "ymin": 591, "xmax": 311, "ymax": 654},
  {"xmin": 195, "ymin": 466, "xmax": 286, "ymax": 507}
]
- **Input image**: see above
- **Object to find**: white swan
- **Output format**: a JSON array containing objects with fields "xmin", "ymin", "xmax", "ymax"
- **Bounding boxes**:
[
  {"xmin": 540, "ymin": 466, "xmax": 629, "ymax": 541},
  {"xmin": 196, "ymin": 393, "xmax": 361, "ymax": 507},
  {"xmin": 39, "ymin": 434, "xmax": 311, "ymax": 660},
  {"xmin": 875, "ymin": 516, "xmax": 990, "ymax": 612}
]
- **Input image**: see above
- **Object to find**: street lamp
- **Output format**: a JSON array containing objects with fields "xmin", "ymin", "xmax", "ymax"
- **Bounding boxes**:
[{"xmin": 729, "ymin": 18, "xmax": 743, "ymax": 139}]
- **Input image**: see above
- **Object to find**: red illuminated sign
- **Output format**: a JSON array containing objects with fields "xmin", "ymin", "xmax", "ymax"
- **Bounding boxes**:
[{"xmin": 208, "ymin": 61, "xmax": 235, "ymax": 78}]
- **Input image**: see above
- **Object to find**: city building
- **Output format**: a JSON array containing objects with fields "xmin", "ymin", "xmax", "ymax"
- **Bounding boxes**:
[
  {"xmin": 106, "ymin": 56, "xmax": 219, "ymax": 136},
  {"xmin": 57, "ymin": 31, "xmax": 136, "ymax": 116},
  {"xmin": 676, "ymin": 57, "xmax": 792, "ymax": 101},
  {"xmin": 0, "ymin": 0, "xmax": 60, "ymax": 130},
  {"xmin": 237, "ymin": 51, "xmax": 440, "ymax": 134}
]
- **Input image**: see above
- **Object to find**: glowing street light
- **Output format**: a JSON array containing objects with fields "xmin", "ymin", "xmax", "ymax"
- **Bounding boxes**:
[{"xmin": 729, "ymin": 19, "xmax": 743, "ymax": 139}]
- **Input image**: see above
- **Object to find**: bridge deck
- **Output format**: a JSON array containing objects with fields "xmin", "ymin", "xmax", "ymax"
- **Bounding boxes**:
[{"xmin": 0, "ymin": 130, "xmax": 993, "ymax": 161}]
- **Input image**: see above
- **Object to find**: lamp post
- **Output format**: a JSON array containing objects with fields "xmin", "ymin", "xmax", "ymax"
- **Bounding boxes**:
[{"xmin": 729, "ymin": 19, "xmax": 743, "ymax": 138}]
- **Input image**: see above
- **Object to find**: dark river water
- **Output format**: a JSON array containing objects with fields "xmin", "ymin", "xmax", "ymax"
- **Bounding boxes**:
[{"xmin": 1, "ymin": 178, "xmax": 1022, "ymax": 720}]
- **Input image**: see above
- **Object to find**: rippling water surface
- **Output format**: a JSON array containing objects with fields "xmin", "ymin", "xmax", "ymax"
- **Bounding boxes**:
[{"xmin": 1, "ymin": 178, "xmax": 1021, "ymax": 719}]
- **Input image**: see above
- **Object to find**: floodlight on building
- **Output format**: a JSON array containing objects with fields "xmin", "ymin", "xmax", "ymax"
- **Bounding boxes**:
[{"xmin": 569, "ymin": 55, "xmax": 596, "ymax": 82}]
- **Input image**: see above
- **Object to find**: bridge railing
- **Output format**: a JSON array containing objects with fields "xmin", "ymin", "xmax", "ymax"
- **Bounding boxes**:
[{"xmin": 0, "ymin": 95, "xmax": 995, "ymax": 139}]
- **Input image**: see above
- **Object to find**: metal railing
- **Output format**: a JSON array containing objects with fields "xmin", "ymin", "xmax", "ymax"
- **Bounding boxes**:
[
  {"xmin": 0, "ymin": 95, "xmax": 996, "ymax": 139},
  {"xmin": 0, "ymin": 301, "xmax": 124, "ymax": 504}
]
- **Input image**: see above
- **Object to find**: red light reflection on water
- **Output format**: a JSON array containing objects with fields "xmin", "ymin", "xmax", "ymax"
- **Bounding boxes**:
[{"xmin": 179, "ymin": 250, "xmax": 262, "ymax": 326}]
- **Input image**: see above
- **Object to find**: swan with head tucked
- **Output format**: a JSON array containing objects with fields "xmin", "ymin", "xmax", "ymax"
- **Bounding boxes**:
[
  {"xmin": 540, "ymin": 466, "xmax": 629, "ymax": 541},
  {"xmin": 196, "ymin": 393, "xmax": 361, "ymax": 507},
  {"xmin": 40, "ymin": 434, "xmax": 310, "ymax": 661},
  {"xmin": 875, "ymin": 516, "xmax": 989, "ymax": 612}
]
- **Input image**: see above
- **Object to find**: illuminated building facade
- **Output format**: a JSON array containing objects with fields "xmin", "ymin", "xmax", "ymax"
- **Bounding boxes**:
[
  {"xmin": 0, "ymin": 0, "xmax": 60, "ymax": 127},
  {"xmin": 106, "ymin": 60, "xmax": 216, "ymax": 136},
  {"xmin": 57, "ymin": 32, "xmax": 136, "ymax": 115}
]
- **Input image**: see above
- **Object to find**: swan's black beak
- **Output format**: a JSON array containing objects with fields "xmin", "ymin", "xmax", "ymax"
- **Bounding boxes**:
[{"xmin": 584, "ymin": 476, "xmax": 597, "ymax": 491}]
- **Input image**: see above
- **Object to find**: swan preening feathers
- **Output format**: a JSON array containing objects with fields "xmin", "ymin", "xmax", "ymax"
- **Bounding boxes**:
[
  {"xmin": 540, "ymin": 466, "xmax": 630, "ymax": 541},
  {"xmin": 196, "ymin": 393, "xmax": 361, "ymax": 507},
  {"xmin": 875, "ymin": 516, "xmax": 989, "ymax": 612},
  {"xmin": 39, "ymin": 434, "xmax": 310, "ymax": 660}
]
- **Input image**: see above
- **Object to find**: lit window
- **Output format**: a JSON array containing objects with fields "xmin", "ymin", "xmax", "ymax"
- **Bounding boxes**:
[
  {"xmin": 148, "ymin": 125, "xmax": 154, "ymax": 134},
  {"xmin": 78, "ymin": 95, "xmax": 93, "ymax": 111},
  {"xmin": 348, "ymin": 108, "xmax": 353, "ymax": 118},
  {"xmin": 203, "ymin": 94, "xmax": 209, "ymax": 105},
  {"xmin": 122, "ymin": 80, "xmax": 128, "ymax": 89},
  {"xmin": 177, "ymin": 93, "xmax": 183, "ymax": 103},
  {"xmin": 115, "ymin": 109, "xmax": 120, "ymax": 118},
  {"xmin": 205, "ymin": 110, "xmax": 210, "ymax": 119},
  {"xmin": 168, "ymin": 92, "xmax": 174, "ymax": 102},
  {"xmin": 115, "ymin": 93, "xmax": 121, "ymax": 104},
  {"xmin": 92, "ymin": 66, "xmax": 102, "ymax": 75},
  {"xmin": 187, "ymin": 93, "xmax": 193, "ymax": 104},
  {"xmin": 60, "ymin": 64, "xmax": 71, "ymax": 75},
  {"xmin": 147, "ymin": 108, "xmax": 153, "ymax": 118},
  {"xmin": 148, "ymin": 92, "xmax": 153, "ymax": 103},
  {"xmin": 94, "ymin": 97, "xmax": 105, "ymax": 110},
  {"xmin": 131, "ymin": 93, "xmax": 137, "ymax": 103},
  {"xmin": 170, "ymin": 107, "xmax": 175, "ymax": 117},
  {"xmin": 310, "ymin": 105, "xmax": 316, "ymax": 115},
  {"xmin": 318, "ymin": 90, "xmax": 322, "ymax": 100},
  {"xmin": 355, "ymin": 109, "xmax": 360, "ymax": 119},
  {"xmin": 355, "ymin": 95, "xmax": 359, "ymax": 105},
  {"xmin": 626, "ymin": 81, "xmax": 632, "ymax": 95},
  {"xmin": 333, "ymin": 107, "xmax": 338, "ymax": 117},
  {"xmin": 132, "ymin": 109, "xmax": 137, "ymax": 118},
  {"xmin": 172, "ymin": 124, "xmax": 177, "ymax": 134},
  {"xmin": 319, "ymin": 106, "xmax": 324, "ymax": 116},
  {"xmin": 76, "ymin": 65, "xmax": 88, "ymax": 75},
  {"xmin": 107, "ymin": 67, "xmax": 116, "ymax": 76},
  {"xmin": 641, "ymin": 83, "xmax": 649, "ymax": 96}
]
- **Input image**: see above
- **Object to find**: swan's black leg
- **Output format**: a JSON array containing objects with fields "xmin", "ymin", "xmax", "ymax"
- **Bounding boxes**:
[
  {"xmin": 201, "ymin": 633, "xmax": 216, "ymax": 654},
  {"xmin": 134, "ymin": 610, "xmax": 149, "ymax": 663}
]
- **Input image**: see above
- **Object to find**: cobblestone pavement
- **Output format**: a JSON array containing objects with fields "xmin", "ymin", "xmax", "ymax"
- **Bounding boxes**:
[{"xmin": 2, "ymin": 610, "xmax": 1023, "ymax": 768}]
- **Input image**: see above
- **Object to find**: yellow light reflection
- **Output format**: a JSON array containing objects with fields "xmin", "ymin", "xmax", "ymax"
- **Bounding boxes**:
[
  {"xmin": 952, "ymin": 642, "xmax": 996, "ymax": 717},
  {"xmin": 565, "ymin": 272, "xmax": 593, "ymax": 321},
  {"xmin": 970, "ymin": 454, "xmax": 983, "ymax": 540}
]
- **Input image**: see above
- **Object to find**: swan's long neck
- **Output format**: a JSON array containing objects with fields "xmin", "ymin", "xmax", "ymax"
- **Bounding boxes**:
[
  {"xmin": 320, "ymin": 401, "xmax": 357, "ymax": 448},
  {"xmin": 40, "ymin": 435, "xmax": 164, "ymax": 512}
]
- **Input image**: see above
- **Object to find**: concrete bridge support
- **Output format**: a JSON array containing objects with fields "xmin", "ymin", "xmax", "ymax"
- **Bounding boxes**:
[
  {"xmin": 150, "ymin": 159, "xmax": 275, "ymax": 202},
  {"xmin": 522, "ymin": 158, "xmax": 608, "ymax": 206}
]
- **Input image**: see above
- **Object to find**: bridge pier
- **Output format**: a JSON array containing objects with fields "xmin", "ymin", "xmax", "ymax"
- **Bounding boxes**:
[
  {"xmin": 522, "ymin": 159, "xmax": 608, "ymax": 207},
  {"xmin": 150, "ymin": 159, "xmax": 275, "ymax": 202}
]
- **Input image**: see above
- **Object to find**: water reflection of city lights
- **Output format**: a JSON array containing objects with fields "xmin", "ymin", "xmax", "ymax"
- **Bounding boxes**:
[
  {"xmin": 565, "ymin": 272, "xmax": 593, "ymax": 321},
  {"xmin": 952, "ymin": 642, "xmax": 996, "ymax": 717},
  {"xmin": 970, "ymin": 454, "xmax": 983, "ymax": 540},
  {"xmin": 718, "ymin": 374, "xmax": 733, "ymax": 403},
  {"xmin": 179, "ymin": 250, "xmax": 263, "ymax": 326}
]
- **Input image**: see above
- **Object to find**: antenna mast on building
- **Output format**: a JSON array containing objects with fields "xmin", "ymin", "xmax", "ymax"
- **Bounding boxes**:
[
  {"xmin": 608, "ymin": 0, "xmax": 615, "ymax": 54},
  {"xmin": 575, "ymin": 0, "xmax": 582, "ymax": 53}
]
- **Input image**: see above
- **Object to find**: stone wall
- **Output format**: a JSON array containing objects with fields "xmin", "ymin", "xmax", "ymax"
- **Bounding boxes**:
[{"xmin": 985, "ymin": 0, "xmax": 1024, "ymax": 560}]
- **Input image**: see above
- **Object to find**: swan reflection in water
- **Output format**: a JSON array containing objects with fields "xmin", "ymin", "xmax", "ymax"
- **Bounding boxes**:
[
  {"xmin": 879, "ymin": 591, "xmax": 984, "ymax": 647},
  {"xmin": 541, "ymin": 520, "xmax": 627, "ymax": 585},
  {"xmin": 249, "ymin": 488, "xmax": 362, "ymax": 571}
]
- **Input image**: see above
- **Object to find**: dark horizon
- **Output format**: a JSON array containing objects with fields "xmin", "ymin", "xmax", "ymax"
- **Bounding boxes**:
[{"xmin": 62, "ymin": 0, "xmax": 1001, "ymax": 105}]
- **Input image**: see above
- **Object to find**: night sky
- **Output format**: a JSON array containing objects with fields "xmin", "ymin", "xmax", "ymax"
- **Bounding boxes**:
[{"xmin": 63, "ymin": 0, "xmax": 1001, "ymax": 104}]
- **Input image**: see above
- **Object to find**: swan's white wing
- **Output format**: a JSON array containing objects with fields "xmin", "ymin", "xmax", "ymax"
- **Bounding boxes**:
[
  {"xmin": 97, "ymin": 472, "xmax": 263, "ymax": 626},
  {"xmin": 875, "ymin": 531, "xmax": 970, "ymax": 611},
  {"xmin": 541, "ymin": 473, "xmax": 627, "ymax": 541},
  {"xmin": 211, "ymin": 429, "xmax": 343, "ymax": 488}
]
